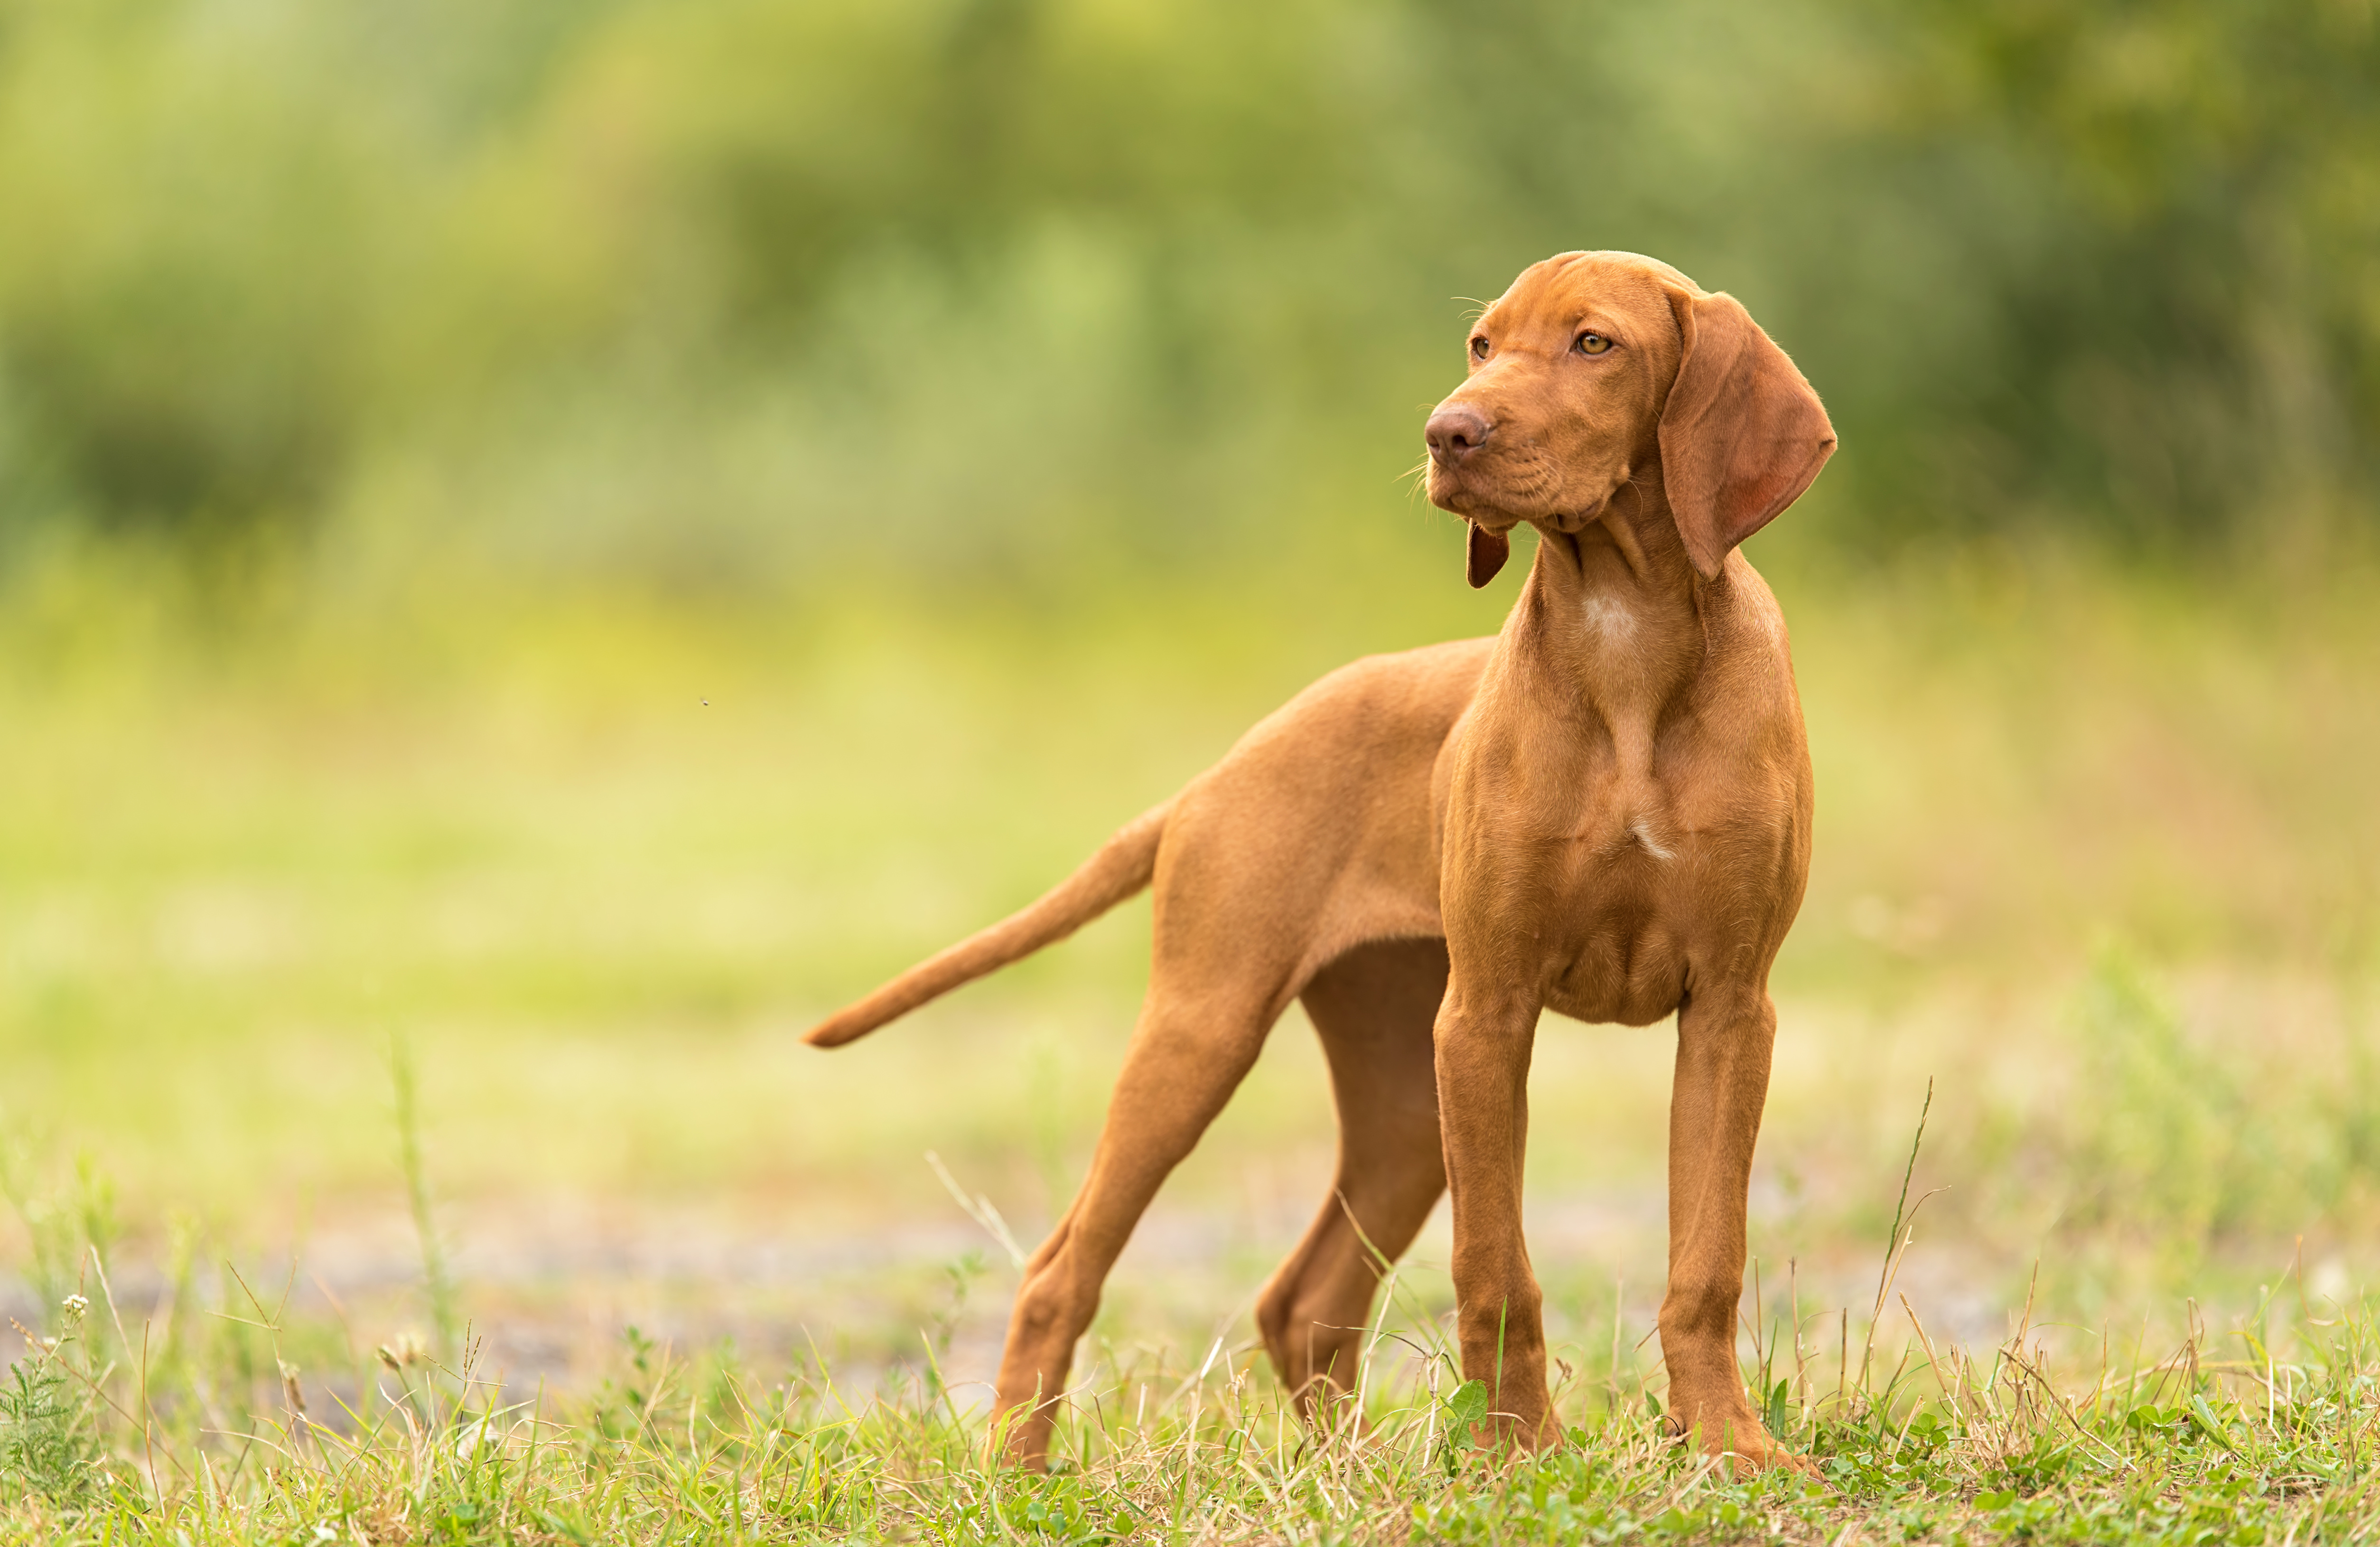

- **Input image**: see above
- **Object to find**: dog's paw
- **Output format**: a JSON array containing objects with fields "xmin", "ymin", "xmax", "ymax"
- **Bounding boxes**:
[
  {"xmin": 1725, "ymin": 1443, "xmax": 1820, "ymax": 1481},
  {"xmin": 1666, "ymin": 1406, "xmax": 1817, "ymax": 1481}
]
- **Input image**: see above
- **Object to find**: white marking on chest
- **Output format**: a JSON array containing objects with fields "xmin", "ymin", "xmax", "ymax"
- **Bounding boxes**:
[
  {"xmin": 1628, "ymin": 816, "xmax": 1675, "ymax": 862},
  {"xmin": 1582, "ymin": 593, "xmax": 1639, "ymax": 643}
]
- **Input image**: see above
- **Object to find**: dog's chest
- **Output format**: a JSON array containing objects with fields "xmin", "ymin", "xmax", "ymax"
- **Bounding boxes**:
[{"xmin": 1444, "ymin": 583, "xmax": 1808, "ymax": 1022}]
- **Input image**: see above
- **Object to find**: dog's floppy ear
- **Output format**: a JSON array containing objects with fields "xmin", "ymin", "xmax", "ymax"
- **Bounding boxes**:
[
  {"xmin": 1465, "ymin": 522, "xmax": 1510, "ymax": 587},
  {"xmin": 1658, "ymin": 288, "xmax": 1836, "ymax": 581}
]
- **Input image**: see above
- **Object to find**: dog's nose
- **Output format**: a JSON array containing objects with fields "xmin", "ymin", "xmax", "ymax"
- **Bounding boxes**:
[{"xmin": 1426, "ymin": 405, "xmax": 1492, "ymax": 467}]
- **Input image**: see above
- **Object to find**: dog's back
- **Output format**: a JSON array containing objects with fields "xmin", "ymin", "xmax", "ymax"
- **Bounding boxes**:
[{"xmin": 803, "ymin": 634, "xmax": 1492, "ymax": 1046}]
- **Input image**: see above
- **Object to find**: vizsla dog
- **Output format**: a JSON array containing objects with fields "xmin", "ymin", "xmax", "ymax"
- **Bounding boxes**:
[{"xmin": 807, "ymin": 251, "xmax": 1835, "ymax": 1470}]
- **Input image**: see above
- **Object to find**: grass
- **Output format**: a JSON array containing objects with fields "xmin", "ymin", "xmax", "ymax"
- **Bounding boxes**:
[
  {"xmin": 10, "ymin": 1215, "xmax": 2380, "ymax": 1542},
  {"xmin": 4, "ymin": 537, "xmax": 2380, "ymax": 1539}
]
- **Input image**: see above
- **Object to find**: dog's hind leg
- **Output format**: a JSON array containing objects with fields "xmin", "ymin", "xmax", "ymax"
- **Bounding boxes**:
[
  {"xmin": 978, "ymin": 659, "xmax": 1459, "ymax": 1468},
  {"xmin": 1254, "ymin": 937, "xmax": 1449, "ymax": 1426},
  {"xmin": 988, "ymin": 975, "xmax": 1279, "ymax": 1468}
]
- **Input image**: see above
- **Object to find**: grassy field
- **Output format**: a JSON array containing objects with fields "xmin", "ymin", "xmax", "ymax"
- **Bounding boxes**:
[
  {"xmin": 13, "ymin": 1250, "xmax": 2380, "ymax": 1544},
  {"xmin": 4, "ymin": 538, "xmax": 2380, "ymax": 1540}
]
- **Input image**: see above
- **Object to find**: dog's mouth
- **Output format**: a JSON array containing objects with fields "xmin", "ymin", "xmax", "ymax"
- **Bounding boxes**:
[
  {"xmin": 1439, "ymin": 469, "xmax": 1620, "ymax": 532},
  {"xmin": 1440, "ymin": 491, "xmax": 1606, "ymax": 536},
  {"xmin": 1426, "ymin": 470, "xmax": 1527, "ymax": 533},
  {"xmin": 1429, "ymin": 456, "xmax": 1586, "ymax": 531},
  {"xmin": 1437, "ymin": 469, "xmax": 1535, "ymax": 589},
  {"xmin": 1431, "ymin": 450, "xmax": 1627, "ymax": 585},
  {"xmin": 1449, "ymin": 488, "xmax": 1622, "ymax": 588},
  {"xmin": 1436, "ymin": 482, "xmax": 1524, "ymax": 588},
  {"xmin": 1456, "ymin": 509, "xmax": 1526, "ymax": 535}
]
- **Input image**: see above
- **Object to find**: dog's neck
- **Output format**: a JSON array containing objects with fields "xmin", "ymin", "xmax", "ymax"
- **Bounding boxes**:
[{"xmin": 1511, "ymin": 469, "xmax": 1714, "ymax": 734}]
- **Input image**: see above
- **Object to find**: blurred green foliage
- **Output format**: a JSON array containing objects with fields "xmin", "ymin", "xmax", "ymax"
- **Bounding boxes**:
[{"xmin": 1, "ymin": 0, "xmax": 2373, "ymax": 585}]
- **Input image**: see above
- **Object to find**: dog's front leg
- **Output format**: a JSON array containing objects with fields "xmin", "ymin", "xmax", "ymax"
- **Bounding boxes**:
[
  {"xmin": 1434, "ymin": 975, "xmax": 1560, "ymax": 1453},
  {"xmin": 1659, "ymin": 984, "xmax": 1802, "ymax": 1471}
]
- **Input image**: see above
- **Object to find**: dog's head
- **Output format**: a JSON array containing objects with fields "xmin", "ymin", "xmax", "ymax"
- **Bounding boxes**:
[{"xmin": 1424, "ymin": 252, "xmax": 1835, "ymax": 587}]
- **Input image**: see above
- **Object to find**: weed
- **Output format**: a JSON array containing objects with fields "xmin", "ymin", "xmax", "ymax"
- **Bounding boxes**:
[{"xmin": 0, "ymin": 1300, "xmax": 101, "ymax": 1510}]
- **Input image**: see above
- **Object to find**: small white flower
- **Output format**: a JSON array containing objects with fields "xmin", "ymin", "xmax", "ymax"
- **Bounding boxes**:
[
  {"xmin": 453, "ymin": 1416, "xmax": 501, "ymax": 1460},
  {"xmin": 60, "ymin": 1294, "xmax": 88, "ymax": 1317}
]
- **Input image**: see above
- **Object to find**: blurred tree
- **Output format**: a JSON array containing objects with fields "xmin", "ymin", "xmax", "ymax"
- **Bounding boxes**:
[
  {"xmin": 1873, "ymin": 0, "xmax": 2380, "ymax": 545},
  {"xmin": 0, "ymin": 0, "xmax": 2370, "ymax": 578},
  {"xmin": 0, "ymin": 0, "xmax": 386, "ymax": 541}
]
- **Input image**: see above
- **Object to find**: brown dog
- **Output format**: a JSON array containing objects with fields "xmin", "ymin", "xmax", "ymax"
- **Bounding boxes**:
[{"xmin": 807, "ymin": 251, "xmax": 1834, "ymax": 1470}]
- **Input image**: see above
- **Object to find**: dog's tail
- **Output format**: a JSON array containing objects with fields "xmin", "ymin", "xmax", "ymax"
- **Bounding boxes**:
[{"xmin": 802, "ymin": 800, "xmax": 1173, "ymax": 1049}]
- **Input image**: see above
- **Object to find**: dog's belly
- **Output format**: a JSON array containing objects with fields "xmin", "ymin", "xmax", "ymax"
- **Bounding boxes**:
[
  {"xmin": 1539, "ymin": 908, "xmax": 1689, "ymax": 1027},
  {"xmin": 1521, "ymin": 783, "xmax": 1791, "ymax": 1027}
]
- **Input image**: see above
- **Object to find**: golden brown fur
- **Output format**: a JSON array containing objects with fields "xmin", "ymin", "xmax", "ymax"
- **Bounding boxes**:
[{"xmin": 806, "ymin": 251, "xmax": 1836, "ymax": 1471}]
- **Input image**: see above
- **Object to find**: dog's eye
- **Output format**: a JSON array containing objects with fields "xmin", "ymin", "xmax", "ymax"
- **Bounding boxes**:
[
  {"xmin": 1574, "ymin": 332, "xmax": 1612, "ymax": 356},
  {"xmin": 1470, "ymin": 336, "xmax": 1492, "ymax": 360}
]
